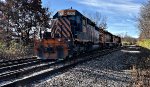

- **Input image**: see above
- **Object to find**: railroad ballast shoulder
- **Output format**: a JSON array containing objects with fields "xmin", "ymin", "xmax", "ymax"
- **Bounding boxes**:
[{"xmin": 34, "ymin": 8, "xmax": 121, "ymax": 60}]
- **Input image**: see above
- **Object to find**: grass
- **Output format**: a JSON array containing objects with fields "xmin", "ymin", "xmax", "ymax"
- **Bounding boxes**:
[
  {"xmin": 137, "ymin": 39, "xmax": 150, "ymax": 49},
  {"xmin": 122, "ymin": 41, "xmax": 131, "ymax": 45},
  {"xmin": 0, "ymin": 40, "xmax": 33, "ymax": 60},
  {"xmin": 132, "ymin": 46, "xmax": 150, "ymax": 87}
]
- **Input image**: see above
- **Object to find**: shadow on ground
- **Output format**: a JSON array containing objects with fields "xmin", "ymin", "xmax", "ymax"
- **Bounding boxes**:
[
  {"xmin": 32, "ymin": 46, "xmax": 150, "ymax": 87},
  {"xmin": 72, "ymin": 45, "xmax": 150, "ymax": 87}
]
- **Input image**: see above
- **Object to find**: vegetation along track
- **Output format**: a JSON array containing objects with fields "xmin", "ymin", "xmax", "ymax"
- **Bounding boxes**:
[{"xmin": 0, "ymin": 48, "xmax": 121, "ymax": 87}]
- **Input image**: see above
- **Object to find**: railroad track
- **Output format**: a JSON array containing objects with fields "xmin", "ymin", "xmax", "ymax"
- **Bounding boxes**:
[
  {"xmin": 0, "ymin": 48, "xmax": 120, "ymax": 87},
  {"xmin": 0, "ymin": 58, "xmax": 55, "ymax": 73},
  {"xmin": 0, "ymin": 58, "xmax": 38, "ymax": 67}
]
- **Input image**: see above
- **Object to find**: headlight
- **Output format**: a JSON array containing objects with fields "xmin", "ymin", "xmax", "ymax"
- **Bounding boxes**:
[
  {"xmin": 58, "ymin": 38, "xmax": 61, "ymax": 41},
  {"xmin": 68, "ymin": 39, "xmax": 70, "ymax": 42}
]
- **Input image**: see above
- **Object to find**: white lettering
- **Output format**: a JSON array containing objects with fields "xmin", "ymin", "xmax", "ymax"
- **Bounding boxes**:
[
  {"xmin": 59, "ymin": 12, "xmax": 64, "ymax": 16},
  {"xmin": 59, "ymin": 11, "xmax": 75, "ymax": 16},
  {"xmin": 67, "ymin": 12, "xmax": 75, "ymax": 15}
]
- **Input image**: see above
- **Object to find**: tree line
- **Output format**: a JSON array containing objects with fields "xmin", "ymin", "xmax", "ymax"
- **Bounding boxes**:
[
  {"xmin": 0, "ymin": 0, "xmax": 109, "ymax": 46},
  {"xmin": 1, "ymin": 0, "xmax": 149, "ymax": 46},
  {"xmin": 138, "ymin": 0, "xmax": 150, "ymax": 40}
]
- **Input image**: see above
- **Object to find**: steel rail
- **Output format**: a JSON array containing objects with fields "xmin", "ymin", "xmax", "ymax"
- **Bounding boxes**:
[{"xmin": 0, "ymin": 48, "xmax": 120, "ymax": 87}]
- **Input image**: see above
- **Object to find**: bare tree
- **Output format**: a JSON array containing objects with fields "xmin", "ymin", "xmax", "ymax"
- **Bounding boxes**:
[
  {"xmin": 82, "ymin": 10, "xmax": 107, "ymax": 30},
  {"xmin": 138, "ymin": 0, "xmax": 150, "ymax": 39},
  {"xmin": 93, "ymin": 12, "xmax": 107, "ymax": 29},
  {"xmin": 121, "ymin": 33, "xmax": 137, "ymax": 44}
]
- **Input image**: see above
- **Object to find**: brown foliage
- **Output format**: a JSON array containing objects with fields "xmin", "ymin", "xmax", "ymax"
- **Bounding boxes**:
[{"xmin": 138, "ymin": 1, "xmax": 150, "ymax": 39}]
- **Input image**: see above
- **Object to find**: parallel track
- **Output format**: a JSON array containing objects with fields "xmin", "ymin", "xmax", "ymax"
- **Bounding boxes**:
[
  {"xmin": 0, "ymin": 58, "xmax": 38, "ymax": 68},
  {"xmin": 0, "ymin": 48, "xmax": 120, "ymax": 87}
]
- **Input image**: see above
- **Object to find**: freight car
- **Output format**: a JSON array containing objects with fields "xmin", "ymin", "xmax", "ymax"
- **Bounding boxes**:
[
  {"xmin": 113, "ymin": 35, "xmax": 121, "ymax": 47},
  {"xmin": 34, "ymin": 8, "xmax": 121, "ymax": 59}
]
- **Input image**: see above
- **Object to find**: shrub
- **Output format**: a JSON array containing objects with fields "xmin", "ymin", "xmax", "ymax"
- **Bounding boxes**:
[
  {"xmin": 0, "ymin": 40, "xmax": 33, "ymax": 61},
  {"xmin": 137, "ymin": 39, "xmax": 150, "ymax": 49},
  {"xmin": 122, "ymin": 41, "xmax": 131, "ymax": 46}
]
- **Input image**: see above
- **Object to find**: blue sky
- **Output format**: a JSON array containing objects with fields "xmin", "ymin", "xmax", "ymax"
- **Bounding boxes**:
[{"xmin": 42, "ymin": 0, "xmax": 147, "ymax": 38}]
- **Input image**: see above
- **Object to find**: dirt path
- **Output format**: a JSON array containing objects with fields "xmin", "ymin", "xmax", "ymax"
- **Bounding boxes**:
[{"xmin": 33, "ymin": 46, "xmax": 149, "ymax": 87}]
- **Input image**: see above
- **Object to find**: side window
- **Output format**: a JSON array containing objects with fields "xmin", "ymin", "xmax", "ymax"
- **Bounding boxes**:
[
  {"xmin": 69, "ymin": 16, "xmax": 77, "ymax": 26},
  {"xmin": 82, "ymin": 19, "xmax": 86, "ymax": 26},
  {"xmin": 76, "ymin": 16, "xmax": 81, "ymax": 23},
  {"xmin": 69, "ymin": 16, "xmax": 75, "ymax": 20}
]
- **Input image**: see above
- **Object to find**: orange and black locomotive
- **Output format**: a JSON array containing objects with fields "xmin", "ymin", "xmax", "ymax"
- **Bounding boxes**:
[{"xmin": 34, "ymin": 8, "xmax": 121, "ymax": 60}]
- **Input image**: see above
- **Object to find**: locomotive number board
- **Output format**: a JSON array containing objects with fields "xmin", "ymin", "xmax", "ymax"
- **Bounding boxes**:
[{"xmin": 59, "ymin": 10, "xmax": 76, "ymax": 16}]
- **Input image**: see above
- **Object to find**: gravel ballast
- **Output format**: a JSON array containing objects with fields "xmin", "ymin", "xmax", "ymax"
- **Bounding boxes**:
[{"xmin": 33, "ymin": 46, "xmax": 146, "ymax": 87}]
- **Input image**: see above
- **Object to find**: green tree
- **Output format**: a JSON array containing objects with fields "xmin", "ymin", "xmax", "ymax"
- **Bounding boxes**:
[{"xmin": 0, "ymin": 0, "xmax": 50, "ymax": 45}]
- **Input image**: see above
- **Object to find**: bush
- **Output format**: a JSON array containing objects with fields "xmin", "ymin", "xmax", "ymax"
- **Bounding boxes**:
[
  {"xmin": 137, "ymin": 39, "xmax": 150, "ymax": 49},
  {"xmin": 122, "ymin": 41, "xmax": 131, "ymax": 46},
  {"xmin": 0, "ymin": 40, "xmax": 33, "ymax": 61}
]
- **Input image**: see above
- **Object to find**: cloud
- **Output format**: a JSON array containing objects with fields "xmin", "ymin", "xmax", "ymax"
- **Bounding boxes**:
[
  {"xmin": 69, "ymin": 0, "xmax": 142, "ymax": 38},
  {"xmin": 73, "ymin": 0, "xmax": 141, "ymax": 14}
]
